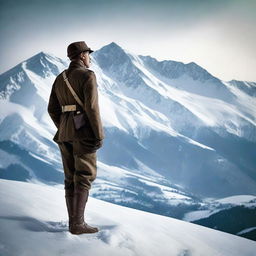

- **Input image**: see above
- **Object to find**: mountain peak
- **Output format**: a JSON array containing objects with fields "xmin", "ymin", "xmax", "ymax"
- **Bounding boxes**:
[
  {"xmin": 187, "ymin": 61, "xmax": 198, "ymax": 66},
  {"xmin": 93, "ymin": 41, "xmax": 132, "ymax": 72},
  {"xmin": 96, "ymin": 41, "xmax": 125, "ymax": 55},
  {"xmin": 109, "ymin": 41, "xmax": 120, "ymax": 47},
  {"xmin": 35, "ymin": 51, "xmax": 55, "ymax": 59},
  {"xmin": 185, "ymin": 61, "xmax": 221, "ymax": 82},
  {"xmin": 28, "ymin": 51, "xmax": 61, "ymax": 64},
  {"xmin": 24, "ymin": 51, "xmax": 67, "ymax": 77},
  {"xmin": 28, "ymin": 51, "xmax": 54, "ymax": 62}
]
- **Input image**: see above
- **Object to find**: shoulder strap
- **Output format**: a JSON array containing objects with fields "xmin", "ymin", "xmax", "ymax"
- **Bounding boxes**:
[{"xmin": 62, "ymin": 70, "xmax": 84, "ymax": 108}]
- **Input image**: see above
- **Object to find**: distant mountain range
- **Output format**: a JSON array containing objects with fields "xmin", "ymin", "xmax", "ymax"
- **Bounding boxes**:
[{"xmin": 0, "ymin": 41, "xmax": 255, "ymax": 240}]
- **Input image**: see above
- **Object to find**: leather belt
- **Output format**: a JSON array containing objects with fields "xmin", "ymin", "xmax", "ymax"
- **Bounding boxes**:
[{"xmin": 62, "ymin": 104, "xmax": 77, "ymax": 112}]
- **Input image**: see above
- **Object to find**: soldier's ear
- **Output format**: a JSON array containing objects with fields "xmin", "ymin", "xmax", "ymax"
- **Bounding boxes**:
[{"xmin": 79, "ymin": 52, "xmax": 84, "ymax": 59}]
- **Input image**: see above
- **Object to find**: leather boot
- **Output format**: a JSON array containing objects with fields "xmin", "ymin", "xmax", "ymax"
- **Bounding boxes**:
[
  {"xmin": 65, "ymin": 189, "xmax": 74, "ymax": 232},
  {"xmin": 70, "ymin": 187, "xmax": 99, "ymax": 234}
]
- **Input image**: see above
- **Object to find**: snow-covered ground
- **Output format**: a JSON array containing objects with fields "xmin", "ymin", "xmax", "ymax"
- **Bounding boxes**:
[
  {"xmin": 183, "ymin": 195, "xmax": 256, "ymax": 222},
  {"xmin": 0, "ymin": 179, "xmax": 255, "ymax": 256},
  {"xmin": 215, "ymin": 195, "xmax": 256, "ymax": 206}
]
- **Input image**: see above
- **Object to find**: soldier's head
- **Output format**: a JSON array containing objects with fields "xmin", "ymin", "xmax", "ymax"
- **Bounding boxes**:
[
  {"xmin": 67, "ymin": 41, "xmax": 94, "ymax": 68},
  {"xmin": 73, "ymin": 50, "xmax": 91, "ymax": 68}
]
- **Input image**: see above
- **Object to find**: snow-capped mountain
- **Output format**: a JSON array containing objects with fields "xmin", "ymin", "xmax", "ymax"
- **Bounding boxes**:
[
  {"xmin": 0, "ymin": 42, "xmax": 255, "ymax": 240},
  {"xmin": 94, "ymin": 42, "xmax": 256, "ymax": 198},
  {"xmin": 0, "ymin": 179, "xmax": 255, "ymax": 256}
]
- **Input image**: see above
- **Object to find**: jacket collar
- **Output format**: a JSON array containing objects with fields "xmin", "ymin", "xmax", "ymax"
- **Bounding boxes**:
[{"xmin": 68, "ymin": 59, "xmax": 86, "ymax": 70}]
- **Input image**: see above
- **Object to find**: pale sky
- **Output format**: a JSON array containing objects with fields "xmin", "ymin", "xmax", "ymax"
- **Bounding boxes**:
[{"xmin": 0, "ymin": 0, "xmax": 255, "ymax": 82}]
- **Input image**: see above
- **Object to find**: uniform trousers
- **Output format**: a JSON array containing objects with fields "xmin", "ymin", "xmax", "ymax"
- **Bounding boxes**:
[{"xmin": 58, "ymin": 141, "xmax": 97, "ymax": 192}]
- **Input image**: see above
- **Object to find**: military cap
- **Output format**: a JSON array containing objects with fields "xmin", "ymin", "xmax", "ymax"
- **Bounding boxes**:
[{"xmin": 67, "ymin": 41, "xmax": 94, "ymax": 59}]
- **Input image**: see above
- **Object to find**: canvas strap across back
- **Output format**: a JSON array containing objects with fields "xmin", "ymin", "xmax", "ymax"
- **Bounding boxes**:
[{"xmin": 62, "ymin": 70, "xmax": 84, "ymax": 109}]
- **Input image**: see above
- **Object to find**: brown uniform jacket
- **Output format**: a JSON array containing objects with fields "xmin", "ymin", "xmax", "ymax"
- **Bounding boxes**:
[{"xmin": 47, "ymin": 59, "xmax": 105, "ymax": 144}]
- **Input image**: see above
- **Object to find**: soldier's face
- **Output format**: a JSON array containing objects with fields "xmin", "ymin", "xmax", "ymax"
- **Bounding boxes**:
[{"xmin": 81, "ymin": 51, "xmax": 90, "ymax": 68}]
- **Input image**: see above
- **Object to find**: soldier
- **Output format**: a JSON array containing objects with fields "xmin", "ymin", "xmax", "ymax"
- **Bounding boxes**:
[{"xmin": 47, "ymin": 41, "xmax": 105, "ymax": 234}]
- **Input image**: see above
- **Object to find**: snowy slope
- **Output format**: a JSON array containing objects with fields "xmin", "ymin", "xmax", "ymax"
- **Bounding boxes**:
[
  {"xmin": 183, "ymin": 195, "xmax": 256, "ymax": 241},
  {"xmin": 184, "ymin": 195, "xmax": 256, "ymax": 222},
  {"xmin": 0, "ymin": 179, "xmax": 255, "ymax": 256}
]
